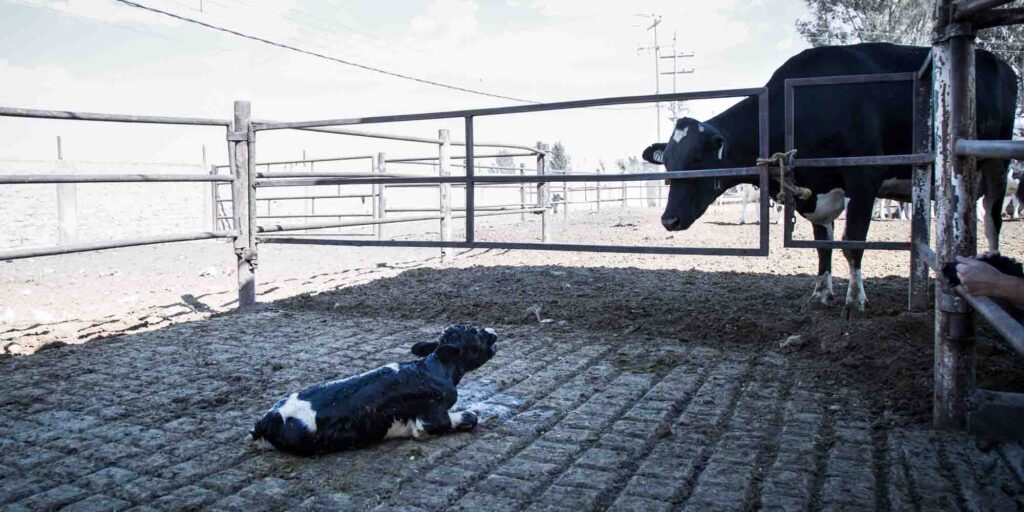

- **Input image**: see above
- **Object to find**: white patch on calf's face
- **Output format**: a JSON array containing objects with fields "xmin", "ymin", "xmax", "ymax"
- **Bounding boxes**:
[
  {"xmin": 800, "ymin": 188, "xmax": 846, "ymax": 225},
  {"xmin": 275, "ymin": 393, "xmax": 317, "ymax": 433},
  {"xmin": 672, "ymin": 127, "xmax": 688, "ymax": 142}
]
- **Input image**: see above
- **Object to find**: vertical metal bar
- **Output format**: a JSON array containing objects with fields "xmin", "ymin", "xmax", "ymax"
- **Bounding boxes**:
[
  {"xmin": 371, "ymin": 157, "xmax": 380, "ymax": 238},
  {"xmin": 538, "ymin": 142, "xmax": 551, "ymax": 242},
  {"xmin": 621, "ymin": 176, "xmax": 627, "ymax": 209},
  {"xmin": 232, "ymin": 100, "xmax": 256, "ymax": 308},
  {"xmin": 210, "ymin": 165, "xmax": 219, "ymax": 230},
  {"xmin": 783, "ymin": 81, "xmax": 796, "ymax": 248},
  {"xmin": 376, "ymin": 153, "xmax": 387, "ymax": 240},
  {"xmin": 439, "ymin": 129, "xmax": 452, "ymax": 262},
  {"xmin": 758, "ymin": 88, "xmax": 770, "ymax": 255},
  {"xmin": 56, "ymin": 142, "xmax": 77, "ymax": 245},
  {"xmin": 932, "ymin": 24, "xmax": 978, "ymax": 429},
  {"xmin": 519, "ymin": 162, "xmax": 527, "ymax": 222},
  {"xmin": 596, "ymin": 167, "xmax": 602, "ymax": 212},
  {"xmin": 465, "ymin": 117, "xmax": 475, "ymax": 243},
  {"xmin": 910, "ymin": 62, "xmax": 934, "ymax": 311}
]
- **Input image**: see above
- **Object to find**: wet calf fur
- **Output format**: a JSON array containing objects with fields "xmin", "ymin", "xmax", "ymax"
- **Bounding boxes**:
[{"xmin": 251, "ymin": 325, "xmax": 498, "ymax": 455}]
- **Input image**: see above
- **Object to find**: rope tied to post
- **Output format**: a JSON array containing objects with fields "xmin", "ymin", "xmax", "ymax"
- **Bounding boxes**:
[{"xmin": 756, "ymin": 149, "xmax": 812, "ymax": 203}]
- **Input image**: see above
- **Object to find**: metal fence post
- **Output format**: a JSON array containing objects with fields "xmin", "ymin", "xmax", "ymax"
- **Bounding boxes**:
[
  {"xmin": 621, "ymin": 175, "xmax": 627, "ymax": 209},
  {"xmin": 596, "ymin": 167, "xmax": 602, "ymax": 212},
  {"xmin": 932, "ymin": 11, "xmax": 977, "ymax": 429},
  {"xmin": 376, "ymin": 152, "xmax": 387, "ymax": 240},
  {"xmin": 537, "ymin": 142, "xmax": 551, "ymax": 242},
  {"xmin": 231, "ymin": 100, "xmax": 256, "ymax": 308},
  {"xmin": 519, "ymin": 162, "xmax": 526, "ymax": 222},
  {"xmin": 439, "ymin": 129, "xmax": 452, "ymax": 262},
  {"xmin": 909, "ymin": 67, "xmax": 933, "ymax": 312}
]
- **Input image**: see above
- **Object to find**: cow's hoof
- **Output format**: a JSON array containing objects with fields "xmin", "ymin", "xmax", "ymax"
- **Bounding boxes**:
[
  {"xmin": 841, "ymin": 303, "xmax": 865, "ymax": 321},
  {"xmin": 807, "ymin": 292, "xmax": 834, "ymax": 309}
]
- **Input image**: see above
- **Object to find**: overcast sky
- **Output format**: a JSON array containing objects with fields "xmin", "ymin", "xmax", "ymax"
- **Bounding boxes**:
[{"xmin": 0, "ymin": 0, "xmax": 811, "ymax": 171}]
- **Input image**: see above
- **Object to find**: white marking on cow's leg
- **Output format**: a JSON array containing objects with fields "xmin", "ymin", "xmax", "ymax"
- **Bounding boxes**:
[
  {"xmin": 983, "ymin": 194, "xmax": 1000, "ymax": 252},
  {"xmin": 276, "ymin": 393, "xmax": 317, "ymax": 433},
  {"xmin": 811, "ymin": 271, "xmax": 834, "ymax": 306},
  {"xmin": 844, "ymin": 260, "xmax": 867, "ymax": 315}
]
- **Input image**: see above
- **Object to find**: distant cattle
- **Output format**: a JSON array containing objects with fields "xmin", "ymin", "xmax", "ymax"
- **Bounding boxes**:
[
  {"xmin": 251, "ymin": 325, "xmax": 497, "ymax": 455},
  {"xmin": 643, "ymin": 43, "xmax": 1017, "ymax": 318}
]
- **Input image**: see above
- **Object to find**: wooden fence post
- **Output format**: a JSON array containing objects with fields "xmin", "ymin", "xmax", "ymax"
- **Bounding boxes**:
[
  {"xmin": 537, "ymin": 143, "xmax": 551, "ymax": 242},
  {"xmin": 439, "ymin": 129, "xmax": 452, "ymax": 262},
  {"xmin": 376, "ymin": 152, "xmax": 387, "ymax": 240},
  {"xmin": 231, "ymin": 100, "xmax": 256, "ymax": 308}
]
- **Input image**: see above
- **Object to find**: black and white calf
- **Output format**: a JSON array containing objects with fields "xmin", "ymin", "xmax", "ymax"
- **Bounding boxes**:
[{"xmin": 250, "ymin": 325, "xmax": 498, "ymax": 455}]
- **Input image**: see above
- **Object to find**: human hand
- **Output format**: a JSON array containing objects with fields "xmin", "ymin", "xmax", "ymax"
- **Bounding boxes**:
[{"xmin": 955, "ymin": 256, "xmax": 1006, "ymax": 297}]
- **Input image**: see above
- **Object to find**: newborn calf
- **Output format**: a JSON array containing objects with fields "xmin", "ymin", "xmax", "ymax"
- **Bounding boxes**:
[{"xmin": 251, "ymin": 325, "xmax": 498, "ymax": 455}]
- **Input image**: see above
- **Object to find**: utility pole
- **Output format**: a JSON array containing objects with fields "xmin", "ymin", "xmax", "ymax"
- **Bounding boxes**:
[
  {"xmin": 635, "ymin": 13, "xmax": 663, "ymax": 141},
  {"xmin": 660, "ymin": 30, "xmax": 694, "ymax": 124}
]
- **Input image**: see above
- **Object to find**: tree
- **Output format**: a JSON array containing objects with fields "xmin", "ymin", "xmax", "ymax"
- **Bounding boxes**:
[
  {"xmin": 549, "ymin": 142, "xmax": 571, "ymax": 171},
  {"xmin": 796, "ymin": 0, "xmax": 1024, "ymax": 120},
  {"xmin": 494, "ymin": 150, "xmax": 515, "ymax": 175}
]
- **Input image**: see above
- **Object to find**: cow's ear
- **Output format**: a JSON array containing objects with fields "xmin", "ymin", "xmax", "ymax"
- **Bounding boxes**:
[
  {"xmin": 435, "ymin": 345, "xmax": 462, "ymax": 363},
  {"xmin": 711, "ymin": 135, "xmax": 726, "ymax": 160},
  {"xmin": 411, "ymin": 341, "xmax": 438, "ymax": 357},
  {"xmin": 642, "ymin": 143, "xmax": 667, "ymax": 164}
]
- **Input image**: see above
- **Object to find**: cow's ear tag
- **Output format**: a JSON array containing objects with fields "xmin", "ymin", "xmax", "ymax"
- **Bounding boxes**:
[
  {"xmin": 435, "ymin": 345, "xmax": 462, "ymax": 363},
  {"xmin": 411, "ymin": 341, "xmax": 439, "ymax": 357}
]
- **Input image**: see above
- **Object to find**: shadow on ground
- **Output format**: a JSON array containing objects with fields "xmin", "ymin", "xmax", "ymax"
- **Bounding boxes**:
[{"xmin": 294, "ymin": 265, "xmax": 1024, "ymax": 423}]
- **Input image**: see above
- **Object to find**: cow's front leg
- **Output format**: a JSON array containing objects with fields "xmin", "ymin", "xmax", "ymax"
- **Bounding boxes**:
[
  {"xmin": 841, "ymin": 196, "xmax": 873, "ymax": 320},
  {"xmin": 809, "ymin": 223, "xmax": 835, "ymax": 307},
  {"xmin": 981, "ymin": 159, "xmax": 1008, "ymax": 251}
]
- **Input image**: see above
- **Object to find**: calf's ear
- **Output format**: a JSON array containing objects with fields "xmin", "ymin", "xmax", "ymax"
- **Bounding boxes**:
[
  {"xmin": 435, "ymin": 345, "xmax": 462, "ymax": 363},
  {"xmin": 411, "ymin": 341, "xmax": 439, "ymax": 357}
]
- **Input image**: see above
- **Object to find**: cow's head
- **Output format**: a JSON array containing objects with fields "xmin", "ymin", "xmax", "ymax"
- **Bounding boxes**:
[
  {"xmin": 642, "ymin": 117, "xmax": 728, "ymax": 231},
  {"xmin": 411, "ymin": 325, "xmax": 498, "ymax": 382}
]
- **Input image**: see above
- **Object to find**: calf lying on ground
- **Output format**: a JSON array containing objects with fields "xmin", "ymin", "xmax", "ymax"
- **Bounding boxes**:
[{"xmin": 250, "ymin": 325, "xmax": 498, "ymax": 455}]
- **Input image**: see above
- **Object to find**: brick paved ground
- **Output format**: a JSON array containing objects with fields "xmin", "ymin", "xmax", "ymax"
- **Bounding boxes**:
[{"xmin": 1, "ymin": 308, "xmax": 1022, "ymax": 511}]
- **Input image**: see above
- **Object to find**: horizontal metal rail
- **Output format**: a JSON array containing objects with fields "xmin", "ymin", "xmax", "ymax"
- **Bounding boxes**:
[
  {"xmin": 955, "ymin": 139, "xmax": 1024, "ymax": 159},
  {"xmin": 0, "ymin": 174, "xmax": 235, "ymax": 184},
  {"xmin": 257, "ymin": 214, "xmax": 444, "ymax": 234},
  {"xmin": 0, "ymin": 106, "xmax": 230, "ymax": 126},
  {"xmin": 253, "ymin": 88, "xmax": 766, "ymax": 131},
  {"xmin": 260, "ymin": 237, "xmax": 763, "ymax": 256},
  {"xmin": 296, "ymin": 126, "xmax": 543, "ymax": 155},
  {"xmin": 916, "ymin": 240, "xmax": 1024, "ymax": 356},
  {"xmin": 218, "ymin": 193, "xmax": 375, "ymax": 202},
  {"xmin": 953, "ymin": 0, "xmax": 1014, "ymax": 20},
  {"xmin": 253, "ymin": 167, "xmax": 760, "ymax": 188},
  {"xmin": 389, "ymin": 152, "xmax": 536, "ymax": 163},
  {"xmin": 793, "ymin": 153, "xmax": 934, "ymax": 168},
  {"xmin": 258, "ymin": 213, "xmax": 374, "ymax": 219},
  {"xmin": 453, "ymin": 208, "xmax": 544, "ymax": 219},
  {"xmin": 256, "ymin": 172, "xmax": 419, "ymax": 179},
  {"xmin": 212, "ymin": 155, "xmax": 375, "ymax": 169},
  {"xmin": 786, "ymin": 240, "xmax": 911, "ymax": 250},
  {"xmin": 0, "ymin": 230, "xmax": 236, "ymax": 261}
]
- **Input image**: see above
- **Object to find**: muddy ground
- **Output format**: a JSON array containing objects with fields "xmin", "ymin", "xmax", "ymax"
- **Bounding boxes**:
[{"xmin": 4, "ymin": 204, "xmax": 1024, "ymax": 424}]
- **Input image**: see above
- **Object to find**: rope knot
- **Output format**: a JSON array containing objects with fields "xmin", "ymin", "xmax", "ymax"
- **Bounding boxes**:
[{"xmin": 756, "ymin": 150, "xmax": 812, "ymax": 203}]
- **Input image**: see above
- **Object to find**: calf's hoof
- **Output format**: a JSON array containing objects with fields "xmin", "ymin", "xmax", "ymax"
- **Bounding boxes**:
[{"xmin": 455, "ymin": 410, "xmax": 478, "ymax": 431}]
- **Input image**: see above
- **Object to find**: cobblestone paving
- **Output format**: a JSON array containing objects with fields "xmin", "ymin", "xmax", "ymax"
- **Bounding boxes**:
[{"xmin": 1, "ymin": 309, "xmax": 1022, "ymax": 511}]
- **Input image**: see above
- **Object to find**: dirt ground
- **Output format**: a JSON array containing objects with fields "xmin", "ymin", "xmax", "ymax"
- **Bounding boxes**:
[{"xmin": 3, "ymin": 203, "xmax": 1024, "ymax": 424}]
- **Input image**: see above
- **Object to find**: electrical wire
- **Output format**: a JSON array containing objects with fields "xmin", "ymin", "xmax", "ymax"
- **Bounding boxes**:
[{"xmin": 112, "ymin": 0, "xmax": 536, "ymax": 103}]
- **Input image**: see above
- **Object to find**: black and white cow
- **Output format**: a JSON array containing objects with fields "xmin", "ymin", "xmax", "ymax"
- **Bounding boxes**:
[
  {"xmin": 642, "ymin": 43, "xmax": 1017, "ymax": 318},
  {"xmin": 250, "ymin": 325, "xmax": 497, "ymax": 455}
]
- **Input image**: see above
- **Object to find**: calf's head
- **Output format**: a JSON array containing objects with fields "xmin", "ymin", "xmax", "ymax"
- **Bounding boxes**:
[
  {"xmin": 411, "ymin": 325, "xmax": 498, "ymax": 382},
  {"xmin": 642, "ymin": 117, "xmax": 729, "ymax": 231}
]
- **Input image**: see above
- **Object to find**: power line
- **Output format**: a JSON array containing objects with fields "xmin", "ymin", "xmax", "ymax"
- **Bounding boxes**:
[{"xmin": 112, "ymin": 0, "xmax": 535, "ymax": 104}]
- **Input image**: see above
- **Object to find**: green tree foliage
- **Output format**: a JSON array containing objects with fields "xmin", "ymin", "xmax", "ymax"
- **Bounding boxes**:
[
  {"xmin": 549, "ymin": 142, "xmax": 571, "ymax": 171},
  {"xmin": 796, "ymin": 0, "xmax": 1024, "ymax": 131}
]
